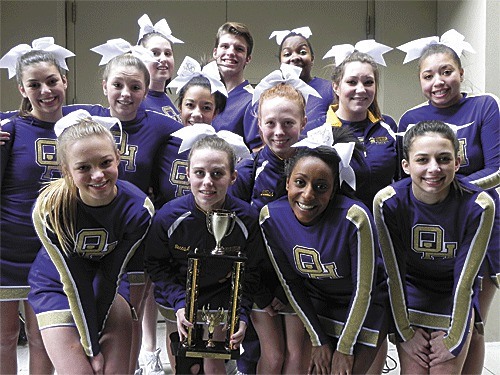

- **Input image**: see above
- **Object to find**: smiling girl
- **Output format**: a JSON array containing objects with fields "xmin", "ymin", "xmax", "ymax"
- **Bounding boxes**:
[
  {"xmin": 309, "ymin": 48, "xmax": 398, "ymax": 210},
  {"xmin": 137, "ymin": 14, "xmax": 183, "ymax": 121},
  {"xmin": 0, "ymin": 39, "xmax": 74, "ymax": 374},
  {"xmin": 374, "ymin": 120, "xmax": 496, "ymax": 375},
  {"xmin": 145, "ymin": 134, "xmax": 261, "ymax": 374},
  {"xmin": 260, "ymin": 145, "xmax": 388, "ymax": 375},
  {"xmin": 28, "ymin": 112, "xmax": 154, "ymax": 374}
]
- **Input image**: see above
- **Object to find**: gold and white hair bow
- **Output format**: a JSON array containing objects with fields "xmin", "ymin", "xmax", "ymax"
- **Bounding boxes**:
[
  {"xmin": 54, "ymin": 109, "xmax": 122, "ymax": 138},
  {"xmin": 323, "ymin": 39, "xmax": 393, "ymax": 66},
  {"xmin": 90, "ymin": 38, "xmax": 156, "ymax": 65},
  {"xmin": 395, "ymin": 121, "xmax": 473, "ymax": 137},
  {"xmin": 172, "ymin": 123, "xmax": 250, "ymax": 160},
  {"xmin": 252, "ymin": 63, "xmax": 322, "ymax": 105},
  {"xmin": 292, "ymin": 123, "xmax": 357, "ymax": 190},
  {"xmin": 269, "ymin": 26, "xmax": 312, "ymax": 45},
  {"xmin": 167, "ymin": 56, "xmax": 228, "ymax": 96},
  {"xmin": 397, "ymin": 29, "xmax": 475, "ymax": 64},
  {"xmin": 137, "ymin": 14, "xmax": 184, "ymax": 45},
  {"xmin": 0, "ymin": 37, "xmax": 75, "ymax": 79}
]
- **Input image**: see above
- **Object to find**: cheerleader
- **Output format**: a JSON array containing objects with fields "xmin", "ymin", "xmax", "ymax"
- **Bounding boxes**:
[
  {"xmin": 155, "ymin": 55, "xmax": 227, "ymax": 207},
  {"xmin": 231, "ymin": 67, "xmax": 314, "ymax": 374},
  {"xmin": 397, "ymin": 30, "xmax": 499, "ymax": 374},
  {"xmin": 271, "ymin": 26, "xmax": 334, "ymax": 122},
  {"xmin": 135, "ymin": 15, "xmax": 185, "ymax": 373},
  {"xmin": 211, "ymin": 22, "xmax": 254, "ymax": 143},
  {"xmin": 261, "ymin": 145, "xmax": 388, "ymax": 374},
  {"xmin": 0, "ymin": 37, "xmax": 74, "ymax": 374},
  {"xmin": 308, "ymin": 41, "xmax": 397, "ymax": 211},
  {"xmin": 66, "ymin": 39, "xmax": 183, "ymax": 372},
  {"xmin": 137, "ymin": 13, "xmax": 183, "ymax": 121},
  {"xmin": 145, "ymin": 132, "xmax": 261, "ymax": 374},
  {"xmin": 28, "ymin": 112, "xmax": 154, "ymax": 374},
  {"xmin": 244, "ymin": 26, "xmax": 334, "ymax": 151},
  {"xmin": 374, "ymin": 120, "xmax": 496, "ymax": 374}
]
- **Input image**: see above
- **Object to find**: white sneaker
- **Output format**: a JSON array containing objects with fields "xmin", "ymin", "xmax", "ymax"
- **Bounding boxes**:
[{"xmin": 142, "ymin": 348, "xmax": 164, "ymax": 375}]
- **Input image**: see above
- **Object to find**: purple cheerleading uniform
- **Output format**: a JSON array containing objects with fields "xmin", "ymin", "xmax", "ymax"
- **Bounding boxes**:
[
  {"xmin": 140, "ymin": 90, "xmax": 181, "ymax": 122},
  {"xmin": 154, "ymin": 135, "xmax": 191, "ymax": 207},
  {"xmin": 212, "ymin": 80, "xmax": 253, "ymax": 139},
  {"xmin": 306, "ymin": 77, "xmax": 335, "ymax": 122},
  {"xmin": 230, "ymin": 146, "xmax": 286, "ymax": 213},
  {"xmin": 260, "ymin": 195, "xmax": 388, "ymax": 355},
  {"xmin": 398, "ymin": 93, "xmax": 500, "ymax": 189},
  {"xmin": 1, "ymin": 110, "xmax": 18, "ymax": 120},
  {"xmin": 28, "ymin": 180, "xmax": 154, "ymax": 357},
  {"xmin": 144, "ymin": 193, "xmax": 264, "ymax": 324},
  {"xmin": 373, "ymin": 178, "xmax": 495, "ymax": 357},
  {"xmin": 0, "ymin": 115, "xmax": 61, "ymax": 300}
]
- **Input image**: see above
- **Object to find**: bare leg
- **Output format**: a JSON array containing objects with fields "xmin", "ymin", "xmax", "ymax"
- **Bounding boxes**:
[
  {"xmin": 23, "ymin": 301, "xmax": 54, "ymax": 374},
  {"xmin": 0, "ymin": 301, "xmax": 20, "ymax": 374},
  {"xmin": 462, "ymin": 278, "xmax": 495, "ymax": 375},
  {"xmin": 364, "ymin": 336, "xmax": 387, "ymax": 375},
  {"xmin": 165, "ymin": 321, "xmax": 177, "ymax": 371},
  {"xmin": 128, "ymin": 282, "xmax": 148, "ymax": 373},
  {"xmin": 430, "ymin": 321, "xmax": 472, "ymax": 375},
  {"xmin": 282, "ymin": 315, "xmax": 310, "ymax": 375},
  {"xmin": 252, "ymin": 311, "xmax": 285, "ymax": 373},
  {"xmin": 141, "ymin": 283, "xmax": 159, "ymax": 353},
  {"xmin": 352, "ymin": 342, "xmax": 386, "ymax": 375},
  {"xmin": 40, "ymin": 326, "xmax": 94, "ymax": 374},
  {"xmin": 100, "ymin": 294, "xmax": 133, "ymax": 374}
]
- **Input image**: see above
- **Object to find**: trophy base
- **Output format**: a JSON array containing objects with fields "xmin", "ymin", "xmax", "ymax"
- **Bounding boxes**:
[{"xmin": 174, "ymin": 340, "xmax": 240, "ymax": 360}]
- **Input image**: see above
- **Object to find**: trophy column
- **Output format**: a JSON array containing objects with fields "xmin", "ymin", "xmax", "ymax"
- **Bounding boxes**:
[{"xmin": 175, "ymin": 209, "xmax": 247, "ymax": 360}]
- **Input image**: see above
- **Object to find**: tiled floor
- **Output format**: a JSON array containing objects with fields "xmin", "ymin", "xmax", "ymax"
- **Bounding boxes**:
[{"xmin": 16, "ymin": 321, "xmax": 500, "ymax": 374}]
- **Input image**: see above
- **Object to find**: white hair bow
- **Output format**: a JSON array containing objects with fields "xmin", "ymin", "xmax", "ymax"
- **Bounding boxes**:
[
  {"xmin": 252, "ymin": 63, "xmax": 322, "ymax": 105},
  {"xmin": 54, "ymin": 109, "xmax": 122, "ymax": 138},
  {"xmin": 90, "ymin": 38, "xmax": 156, "ymax": 65},
  {"xmin": 172, "ymin": 123, "xmax": 250, "ymax": 160},
  {"xmin": 397, "ymin": 29, "xmax": 475, "ymax": 64},
  {"xmin": 395, "ymin": 121, "xmax": 473, "ymax": 137},
  {"xmin": 137, "ymin": 14, "xmax": 184, "ymax": 45},
  {"xmin": 167, "ymin": 56, "xmax": 228, "ymax": 96},
  {"xmin": 323, "ymin": 39, "xmax": 393, "ymax": 66},
  {"xmin": 292, "ymin": 123, "xmax": 357, "ymax": 190},
  {"xmin": 0, "ymin": 37, "xmax": 75, "ymax": 79},
  {"xmin": 269, "ymin": 26, "xmax": 312, "ymax": 45}
]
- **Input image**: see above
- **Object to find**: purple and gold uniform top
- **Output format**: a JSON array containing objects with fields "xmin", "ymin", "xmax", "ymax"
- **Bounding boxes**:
[
  {"xmin": 28, "ymin": 180, "xmax": 154, "ymax": 357},
  {"xmin": 260, "ymin": 195, "xmax": 387, "ymax": 355},
  {"xmin": 373, "ymin": 177, "xmax": 495, "ymax": 357},
  {"xmin": 1, "ymin": 115, "xmax": 61, "ymax": 300},
  {"xmin": 398, "ymin": 93, "xmax": 500, "ymax": 189}
]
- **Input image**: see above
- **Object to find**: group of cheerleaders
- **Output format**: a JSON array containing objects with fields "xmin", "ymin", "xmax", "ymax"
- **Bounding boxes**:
[{"xmin": 0, "ymin": 13, "xmax": 498, "ymax": 375}]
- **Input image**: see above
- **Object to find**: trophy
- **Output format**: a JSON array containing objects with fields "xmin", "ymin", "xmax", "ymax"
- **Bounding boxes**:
[{"xmin": 175, "ymin": 209, "xmax": 247, "ymax": 360}]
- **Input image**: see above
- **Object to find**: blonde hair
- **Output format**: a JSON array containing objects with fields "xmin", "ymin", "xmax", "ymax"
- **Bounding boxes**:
[{"xmin": 35, "ymin": 118, "xmax": 119, "ymax": 255}]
